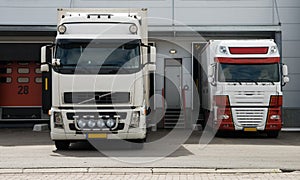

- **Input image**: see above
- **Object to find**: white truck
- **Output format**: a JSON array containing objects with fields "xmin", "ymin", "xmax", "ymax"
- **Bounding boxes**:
[
  {"xmin": 40, "ymin": 8, "xmax": 156, "ymax": 150},
  {"xmin": 200, "ymin": 39, "xmax": 289, "ymax": 137}
]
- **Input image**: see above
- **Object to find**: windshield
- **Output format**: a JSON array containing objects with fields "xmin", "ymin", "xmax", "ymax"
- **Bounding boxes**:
[
  {"xmin": 218, "ymin": 63, "xmax": 280, "ymax": 83},
  {"xmin": 55, "ymin": 39, "xmax": 141, "ymax": 74}
]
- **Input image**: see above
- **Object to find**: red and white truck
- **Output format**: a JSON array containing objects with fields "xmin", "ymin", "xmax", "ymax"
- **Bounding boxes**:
[{"xmin": 200, "ymin": 39, "xmax": 289, "ymax": 137}]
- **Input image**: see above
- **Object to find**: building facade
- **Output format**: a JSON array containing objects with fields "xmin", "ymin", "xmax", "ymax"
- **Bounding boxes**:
[{"xmin": 0, "ymin": 0, "xmax": 299, "ymax": 128}]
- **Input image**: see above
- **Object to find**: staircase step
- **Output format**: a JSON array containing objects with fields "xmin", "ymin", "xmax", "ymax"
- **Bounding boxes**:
[
  {"xmin": 164, "ymin": 109, "xmax": 185, "ymax": 128},
  {"xmin": 164, "ymin": 125, "xmax": 185, "ymax": 129},
  {"xmin": 165, "ymin": 119, "xmax": 184, "ymax": 122},
  {"xmin": 165, "ymin": 116, "xmax": 184, "ymax": 120},
  {"xmin": 164, "ymin": 122, "xmax": 185, "ymax": 125}
]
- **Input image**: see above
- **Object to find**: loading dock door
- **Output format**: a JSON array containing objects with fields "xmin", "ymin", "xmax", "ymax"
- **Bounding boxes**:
[
  {"xmin": 0, "ymin": 43, "xmax": 43, "ymax": 119},
  {"xmin": 0, "ymin": 61, "xmax": 42, "ymax": 106}
]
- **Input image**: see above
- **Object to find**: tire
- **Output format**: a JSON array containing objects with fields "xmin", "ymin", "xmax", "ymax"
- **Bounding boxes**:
[
  {"xmin": 267, "ymin": 131, "xmax": 280, "ymax": 138},
  {"xmin": 55, "ymin": 140, "xmax": 70, "ymax": 150}
]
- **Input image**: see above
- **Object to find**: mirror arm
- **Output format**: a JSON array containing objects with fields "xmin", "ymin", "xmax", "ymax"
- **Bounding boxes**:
[{"xmin": 141, "ymin": 43, "xmax": 151, "ymax": 48}]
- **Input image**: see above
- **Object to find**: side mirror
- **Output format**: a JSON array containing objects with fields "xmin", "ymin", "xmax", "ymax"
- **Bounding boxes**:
[
  {"xmin": 282, "ymin": 64, "xmax": 289, "ymax": 86},
  {"xmin": 149, "ymin": 46, "xmax": 156, "ymax": 64},
  {"xmin": 52, "ymin": 59, "xmax": 61, "ymax": 66},
  {"xmin": 283, "ymin": 76, "xmax": 290, "ymax": 83},
  {"xmin": 41, "ymin": 45, "xmax": 53, "ymax": 63},
  {"xmin": 40, "ymin": 64, "xmax": 49, "ymax": 72},
  {"xmin": 282, "ymin": 64, "xmax": 288, "ymax": 76},
  {"xmin": 41, "ymin": 46, "xmax": 48, "ymax": 64}
]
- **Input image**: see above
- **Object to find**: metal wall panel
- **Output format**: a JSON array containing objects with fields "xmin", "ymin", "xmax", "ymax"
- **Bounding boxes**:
[
  {"xmin": 282, "ymin": 58, "xmax": 300, "ymax": 74},
  {"xmin": 0, "ymin": 7, "xmax": 57, "ymax": 25},
  {"xmin": 282, "ymin": 92, "xmax": 300, "ymax": 107},
  {"xmin": 278, "ymin": 8, "xmax": 300, "ymax": 24},
  {"xmin": 174, "ymin": 7, "xmax": 273, "ymax": 25},
  {"xmin": 277, "ymin": 0, "xmax": 300, "ymax": 8},
  {"xmin": 281, "ymin": 24, "xmax": 300, "ymax": 41},
  {"xmin": 175, "ymin": 0, "xmax": 272, "ymax": 8},
  {"xmin": 282, "ymin": 41, "xmax": 300, "ymax": 58},
  {"xmin": 283, "ymin": 74, "xmax": 300, "ymax": 91},
  {"xmin": 73, "ymin": 0, "xmax": 171, "ymax": 8},
  {"xmin": 0, "ymin": 0, "xmax": 69, "ymax": 7}
]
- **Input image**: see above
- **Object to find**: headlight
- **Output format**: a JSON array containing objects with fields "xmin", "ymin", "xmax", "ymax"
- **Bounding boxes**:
[
  {"xmin": 106, "ymin": 118, "xmax": 116, "ymax": 128},
  {"xmin": 270, "ymin": 115, "xmax": 280, "ymax": 120},
  {"xmin": 218, "ymin": 114, "xmax": 230, "ymax": 120},
  {"xmin": 97, "ymin": 120, "xmax": 106, "ymax": 128},
  {"xmin": 87, "ymin": 120, "xmax": 96, "ymax": 128},
  {"xmin": 130, "ymin": 112, "xmax": 140, "ymax": 128},
  {"xmin": 54, "ymin": 112, "xmax": 63, "ymax": 125},
  {"xmin": 57, "ymin": 24, "xmax": 67, "ymax": 34},
  {"xmin": 77, "ymin": 119, "xmax": 87, "ymax": 128}
]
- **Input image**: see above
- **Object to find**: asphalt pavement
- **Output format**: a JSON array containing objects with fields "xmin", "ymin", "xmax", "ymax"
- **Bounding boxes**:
[{"xmin": 0, "ymin": 127, "xmax": 299, "ymax": 179}]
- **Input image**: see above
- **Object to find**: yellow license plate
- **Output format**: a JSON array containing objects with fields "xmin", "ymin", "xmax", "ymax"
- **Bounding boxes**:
[
  {"xmin": 87, "ymin": 133, "xmax": 107, "ymax": 139},
  {"xmin": 244, "ymin": 128, "xmax": 257, "ymax": 132}
]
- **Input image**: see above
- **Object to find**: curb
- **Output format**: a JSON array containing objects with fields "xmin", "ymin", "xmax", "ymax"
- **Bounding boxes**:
[{"xmin": 0, "ymin": 168, "xmax": 285, "ymax": 175}]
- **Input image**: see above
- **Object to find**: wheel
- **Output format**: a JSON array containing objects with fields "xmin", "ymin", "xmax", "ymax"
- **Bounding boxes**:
[
  {"xmin": 55, "ymin": 140, "xmax": 70, "ymax": 150},
  {"xmin": 267, "ymin": 131, "xmax": 280, "ymax": 138}
]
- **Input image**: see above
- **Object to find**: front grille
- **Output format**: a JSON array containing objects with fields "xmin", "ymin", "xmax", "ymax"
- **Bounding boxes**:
[
  {"xmin": 64, "ymin": 92, "xmax": 130, "ymax": 104},
  {"xmin": 233, "ymin": 108, "xmax": 266, "ymax": 127},
  {"xmin": 233, "ymin": 92, "xmax": 265, "ymax": 105}
]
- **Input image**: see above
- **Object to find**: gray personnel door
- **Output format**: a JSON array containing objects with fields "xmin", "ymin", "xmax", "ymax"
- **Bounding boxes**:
[{"xmin": 164, "ymin": 59, "xmax": 182, "ymax": 109}]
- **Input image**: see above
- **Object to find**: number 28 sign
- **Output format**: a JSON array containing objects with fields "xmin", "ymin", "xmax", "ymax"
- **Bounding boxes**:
[{"xmin": 18, "ymin": 85, "xmax": 29, "ymax": 95}]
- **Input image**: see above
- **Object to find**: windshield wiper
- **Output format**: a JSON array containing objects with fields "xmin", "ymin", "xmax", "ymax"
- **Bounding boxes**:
[
  {"xmin": 259, "ymin": 79, "xmax": 275, "ymax": 85},
  {"xmin": 226, "ymin": 79, "xmax": 242, "ymax": 85}
]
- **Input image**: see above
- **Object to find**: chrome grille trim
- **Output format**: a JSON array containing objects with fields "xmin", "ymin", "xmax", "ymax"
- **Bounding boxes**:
[{"xmin": 232, "ymin": 108, "xmax": 267, "ymax": 127}]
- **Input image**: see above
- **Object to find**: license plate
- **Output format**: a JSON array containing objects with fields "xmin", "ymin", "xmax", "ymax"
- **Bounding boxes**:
[
  {"xmin": 244, "ymin": 128, "xmax": 257, "ymax": 132},
  {"xmin": 86, "ymin": 133, "xmax": 107, "ymax": 139}
]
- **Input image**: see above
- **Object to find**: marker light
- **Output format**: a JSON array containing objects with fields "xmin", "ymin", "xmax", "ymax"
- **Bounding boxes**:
[
  {"xmin": 219, "ymin": 46, "xmax": 228, "ymax": 54},
  {"xmin": 54, "ymin": 112, "xmax": 63, "ymax": 125},
  {"xmin": 106, "ymin": 118, "xmax": 116, "ymax": 128},
  {"xmin": 270, "ymin": 46, "xmax": 277, "ymax": 54},
  {"xmin": 88, "ymin": 120, "xmax": 96, "ymax": 128},
  {"xmin": 270, "ymin": 115, "xmax": 280, "ymax": 120},
  {"xmin": 169, "ymin": 49, "xmax": 177, "ymax": 54},
  {"xmin": 77, "ymin": 119, "xmax": 86, "ymax": 128},
  {"xmin": 57, "ymin": 24, "xmax": 67, "ymax": 34},
  {"xmin": 97, "ymin": 120, "xmax": 106, "ymax": 128},
  {"xmin": 129, "ymin": 24, "xmax": 138, "ymax": 34},
  {"xmin": 218, "ymin": 114, "xmax": 230, "ymax": 120}
]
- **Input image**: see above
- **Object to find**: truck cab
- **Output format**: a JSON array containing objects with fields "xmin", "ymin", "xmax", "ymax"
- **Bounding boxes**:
[
  {"xmin": 40, "ymin": 8, "xmax": 156, "ymax": 150},
  {"xmin": 202, "ymin": 40, "xmax": 289, "ymax": 137}
]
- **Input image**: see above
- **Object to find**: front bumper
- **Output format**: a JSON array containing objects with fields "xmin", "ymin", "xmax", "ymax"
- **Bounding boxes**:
[
  {"xmin": 50, "ymin": 107, "xmax": 146, "ymax": 140},
  {"xmin": 51, "ymin": 129, "xmax": 146, "ymax": 140}
]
